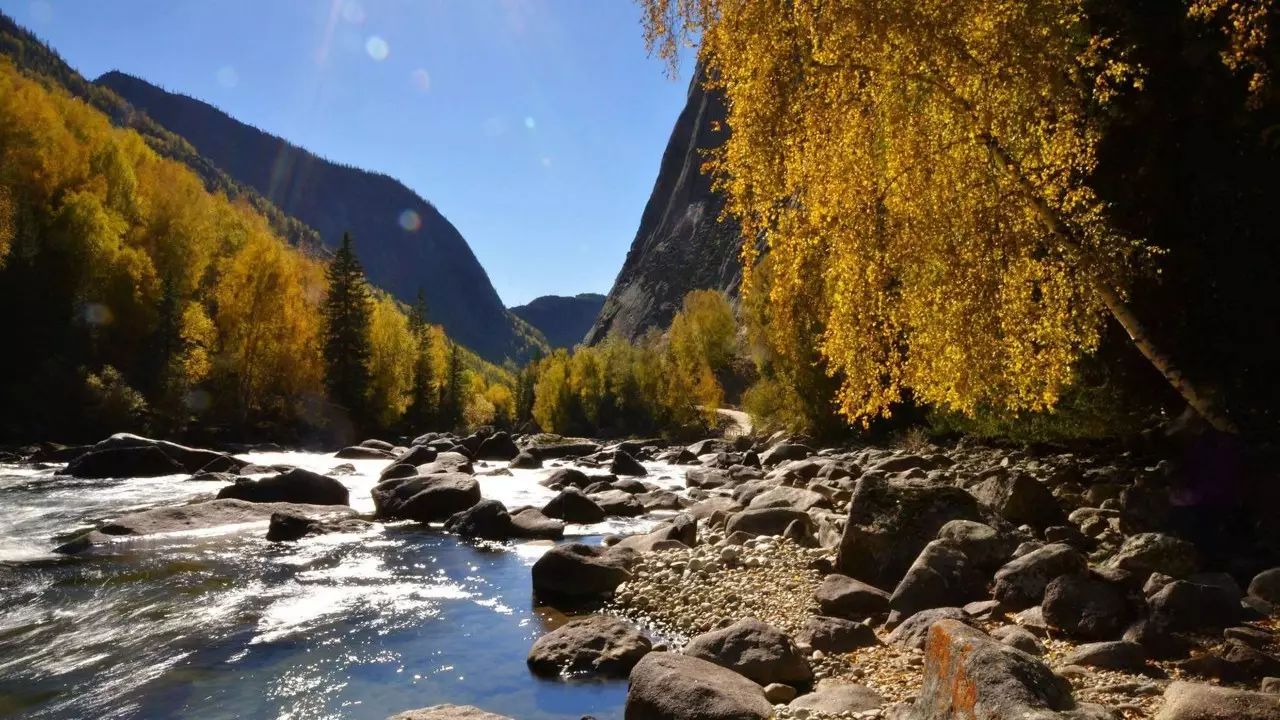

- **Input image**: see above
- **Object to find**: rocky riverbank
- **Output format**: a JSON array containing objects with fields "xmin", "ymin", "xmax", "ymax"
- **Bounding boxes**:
[{"xmin": 12, "ymin": 426, "xmax": 1280, "ymax": 719}]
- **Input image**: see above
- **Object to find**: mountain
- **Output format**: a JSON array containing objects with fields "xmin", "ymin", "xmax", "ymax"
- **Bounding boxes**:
[
  {"xmin": 94, "ymin": 71, "xmax": 543, "ymax": 363},
  {"xmin": 510, "ymin": 293, "xmax": 606, "ymax": 349},
  {"xmin": 0, "ymin": 12, "xmax": 320, "ymax": 252},
  {"xmin": 585, "ymin": 65, "xmax": 743, "ymax": 344}
]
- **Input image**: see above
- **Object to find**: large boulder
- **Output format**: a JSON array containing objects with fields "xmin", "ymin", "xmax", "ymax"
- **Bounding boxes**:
[
  {"xmin": 683, "ymin": 617, "xmax": 813, "ymax": 687},
  {"xmin": 610, "ymin": 451, "xmax": 649, "ymax": 477},
  {"xmin": 816, "ymin": 574, "xmax": 891, "ymax": 619},
  {"xmin": 444, "ymin": 499, "xmax": 511, "ymax": 540},
  {"xmin": 541, "ymin": 467, "xmax": 592, "ymax": 490},
  {"xmin": 748, "ymin": 487, "xmax": 830, "ymax": 512},
  {"xmin": 509, "ymin": 451, "xmax": 542, "ymax": 469},
  {"xmin": 760, "ymin": 443, "xmax": 814, "ymax": 466},
  {"xmin": 836, "ymin": 476, "xmax": 984, "ymax": 589},
  {"xmin": 371, "ymin": 473, "xmax": 481, "ymax": 522},
  {"xmin": 56, "ymin": 499, "xmax": 355, "ymax": 553},
  {"xmin": 1148, "ymin": 579, "xmax": 1241, "ymax": 631},
  {"xmin": 1063, "ymin": 640, "xmax": 1148, "ymax": 673},
  {"xmin": 970, "ymin": 473, "xmax": 1065, "ymax": 528},
  {"xmin": 418, "ymin": 451, "xmax": 474, "ymax": 475},
  {"xmin": 686, "ymin": 467, "xmax": 733, "ymax": 489},
  {"xmin": 542, "ymin": 487, "xmax": 607, "ymax": 524},
  {"xmin": 936, "ymin": 519, "xmax": 1014, "ymax": 572},
  {"xmin": 624, "ymin": 652, "xmax": 772, "ymax": 720},
  {"xmin": 724, "ymin": 508, "xmax": 811, "ymax": 537},
  {"xmin": 388, "ymin": 705, "xmax": 512, "ymax": 720},
  {"xmin": 218, "ymin": 468, "xmax": 350, "ymax": 505},
  {"xmin": 389, "ymin": 444, "xmax": 438, "ymax": 469},
  {"xmin": 888, "ymin": 540, "xmax": 986, "ymax": 620},
  {"xmin": 886, "ymin": 607, "xmax": 969, "ymax": 649},
  {"xmin": 335, "ymin": 445, "xmax": 393, "ymax": 460},
  {"xmin": 531, "ymin": 543, "xmax": 629, "ymax": 600},
  {"xmin": 266, "ymin": 511, "xmax": 368, "ymax": 541},
  {"xmin": 527, "ymin": 615, "xmax": 651, "ymax": 677},
  {"xmin": 992, "ymin": 543, "xmax": 1088, "ymax": 609},
  {"xmin": 796, "ymin": 616, "xmax": 880, "ymax": 653},
  {"xmin": 1247, "ymin": 567, "xmax": 1280, "ymax": 604},
  {"xmin": 59, "ymin": 445, "xmax": 184, "ymax": 478},
  {"xmin": 59, "ymin": 433, "xmax": 245, "ymax": 477},
  {"xmin": 523, "ymin": 437, "xmax": 601, "ymax": 460},
  {"xmin": 1153, "ymin": 681, "xmax": 1280, "ymax": 720},
  {"xmin": 1042, "ymin": 573, "xmax": 1133, "ymax": 639},
  {"xmin": 508, "ymin": 507, "xmax": 565, "ymax": 539},
  {"xmin": 476, "ymin": 432, "xmax": 519, "ymax": 461},
  {"xmin": 1107, "ymin": 533, "xmax": 1200, "ymax": 579},
  {"xmin": 590, "ymin": 489, "xmax": 646, "ymax": 518},
  {"xmin": 910, "ymin": 620, "xmax": 1112, "ymax": 720}
]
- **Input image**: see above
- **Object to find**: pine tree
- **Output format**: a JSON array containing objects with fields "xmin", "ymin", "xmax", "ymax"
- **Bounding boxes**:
[
  {"xmin": 441, "ymin": 340, "xmax": 464, "ymax": 430},
  {"xmin": 323, "ymin": 232, "xmax": 373, "ymax": 425},
  {"xmin": 405, "ymin": 291, "xmax": 436, "ymax": 430}
]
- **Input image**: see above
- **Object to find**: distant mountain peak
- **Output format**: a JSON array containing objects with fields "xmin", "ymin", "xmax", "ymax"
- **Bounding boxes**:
[{"xmin": 510, "ymin": 294, "xmax": 607, "ymax": 350}]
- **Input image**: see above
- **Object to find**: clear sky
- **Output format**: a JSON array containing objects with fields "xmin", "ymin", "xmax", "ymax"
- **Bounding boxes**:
[{"xmin": 0, "ymin": 0, "xmax": 692, "ymax": 307}]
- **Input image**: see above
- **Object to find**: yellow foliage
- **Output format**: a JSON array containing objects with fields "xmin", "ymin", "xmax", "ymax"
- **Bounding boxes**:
[
  {"xmin": 640, "ymin": 0, "xmax": 1155, "ymax": 425},
  {"xmin": 367, "ymin": 292, "xmax": 417, "ymax": 428}
]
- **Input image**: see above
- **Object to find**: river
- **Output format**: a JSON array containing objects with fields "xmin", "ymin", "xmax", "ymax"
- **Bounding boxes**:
[{"xmin": 0, "ymin": 451, "xmax": 689, "ymax": 719}]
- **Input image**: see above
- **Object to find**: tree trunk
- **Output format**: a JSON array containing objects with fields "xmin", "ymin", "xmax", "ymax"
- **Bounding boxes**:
[{"xmin": 980, "ymin": 135, "xmax": 1238, "ymax": 434}]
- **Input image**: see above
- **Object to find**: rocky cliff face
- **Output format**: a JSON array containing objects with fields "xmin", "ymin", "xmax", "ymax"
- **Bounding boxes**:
[
  {"xmin": 96, "ymin": 71, "xmax": 542, "ymax": 364},
  {"xmin": 585, "ymin": 67, "xmax": 743, "ymax": 344},
  {"xmin": 510, "ymin": 294, "xmax": 605, "ymax": 350}
]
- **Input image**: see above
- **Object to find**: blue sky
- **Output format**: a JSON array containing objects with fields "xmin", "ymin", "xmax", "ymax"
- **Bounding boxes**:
[{"xmin": 1, "ymin": 0, "xmax": 693, "ymax": 306}]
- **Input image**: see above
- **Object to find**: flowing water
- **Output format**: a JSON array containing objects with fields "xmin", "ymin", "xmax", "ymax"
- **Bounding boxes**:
[{"xmin": 0, "ymin": 452, "xmax": 689, "ymax": 719}]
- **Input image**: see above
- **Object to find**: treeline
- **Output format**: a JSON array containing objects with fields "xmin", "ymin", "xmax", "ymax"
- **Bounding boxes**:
[
  {"xmin": 519, "ymin": 290, "xmax": 736, "ymax": 438},
  {"xmin": 0, "ymin": 59, "xmax": 512, "ymax": 443}
]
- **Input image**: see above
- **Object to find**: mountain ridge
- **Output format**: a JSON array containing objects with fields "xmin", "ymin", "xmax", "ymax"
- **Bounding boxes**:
[
  {"xmin": 95, "ymin": 70, "xmax": 543, "ymax": 363},
  {"xmin": 510, "ymin": 293, "xmax": 606, "ymax": 350}
]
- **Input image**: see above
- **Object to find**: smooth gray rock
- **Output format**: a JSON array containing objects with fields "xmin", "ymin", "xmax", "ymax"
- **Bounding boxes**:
[
  {"xmin": 542, "ymin": 487, "xmax": 607, "ymax": 524},
  {"xmin": 724, "ymin": 508, "xmax": 811, "ymax": 537},
  {"xmin": 1042, "ymin": 573, "xmax": 1133, "ymax": 640},
  {"xmin": 683, "ymin": 617, "xmax": 813, "ymax": 687},
  {"xmin": 531, "ymin": 542, "xmax": 629, "ymax": 600},
  {"xmin": 218, "ymin": 467, "xmax": 350, "ymax": 506},
  {"xmin": 888, "ymin": 540, "xmax": 985, "ymax": 620},
  {"xmin": 388, "ymin": 704, "xmax": 512, "ymax": 720},
  {"xmin": 993, "ymin": 543, "xmax": 1088, "ymax": 608},
  {"xmin": 1248, "ymin": 567, "xmax": 1280, "ymax": 604},
  {"xmin": 444, "ymin": 499, "xmax": 511, "ymax": 540},
  {"xmin": 1153, "ymin": 681, "xmax": 1280, "ymax": 720},
  {"xmin": 1149, "ymin": 579, "xmax": 1241, "ymax": 631},
  {"xmin": 796, "ymin": 616, "xmax": 881, "ymax": 653},
  {"xmin": 1107, "ymin": 533, "xmax": 1199, "ymax": 579},
  {"xmin": 789, "ymin": 680, "xmax": 885, "ymax": 714},
  {"xmin": 526, "ymin": 615, "xmax": 651, "ymax": 677},
  {"xmin": 970, "ymin": 472, "xmax": 1065, "ymax": 528},
  {"xmin": 886, "ymin": 608, "xmax": 968, "ymax": 649},
  {"xmin": 816, "ymin": 574, "xmax": 891, "ymax": 619},
  {"xmin": 372, "ymin": 473, "xmax": 481, "ymax": 522},
  {"xmin": 623, "ymin": 652, "xmax": 772, "ymax": 720},
  {"xmin": 508, "ymin": 507, "xmax": 565, "ymax": 539},
  {"xmin": 1064, "ymin": 641, "xmax": 1148, "ymax": 673}
]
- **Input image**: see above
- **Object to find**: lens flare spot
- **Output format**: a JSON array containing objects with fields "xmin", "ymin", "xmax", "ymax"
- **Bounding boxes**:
[
  {"xmin": 365, "ymin": 35, "xmax": 389, "ymax": 61},
  {"xmin": 540, "ymin": 156, "xmax": 552, "ymax": 168},
  {"xmin": 216, "ymin": 66, "xmax": 239, "ymax": 89},
  {"xmin": 523, "ymin": 116, "xmax": 536, "ymax": 130},
  {"xmin": 410, "ymin": 68, "xmax": 431, "ymax": 92},
  {"xmin": 341, "ymin": 0, "xmax": 366, "ymax": 24},
  {"xmin": 83, "ymin": 303, "xmax": 113, "ymax": 326},
  {"xmin": 398, "ymin": 209, "xmax": 422, "ymax": 232}
]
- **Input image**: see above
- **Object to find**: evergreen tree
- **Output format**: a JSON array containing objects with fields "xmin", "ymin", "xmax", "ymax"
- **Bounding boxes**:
[
  {"xmin": 405, "ymin": 292, "xmax": 436, "ymax": 430},
  {"xmin": 323, "ymin": 232, "xmax": 373, "ymax": 425},
  {"xmin": 441, "ymin": 340, "xmax": 464, "ymax": 430}
]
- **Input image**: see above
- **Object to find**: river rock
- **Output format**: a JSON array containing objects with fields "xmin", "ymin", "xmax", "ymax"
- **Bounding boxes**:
[
  {"xmin": 1149, "ymin": 579, "xmax": 1241, "ymax": 631},
  {"xmin": 992, "ymin": 543, "xmax": 1088, "ymax": 609},
  {"xmin": 970, "ymin": 472, "xmax": 1065, "ymax": 528},
  {"xmin": 1064, "ymin": 640, "xmax": 1148, "ymax": 672},
  {"xmin": 531, "ymin": 542, "xmax": 629, "ymax": 600},
  {"xmin": 476, "ymin": 432, "xmax": 519, "ymax": 461},
  {"xmin": 936, "ymin": 519, "xmax": 1014, "ymax": 572},
  {"xmin": 542, "ymin": 487, "xmax": 607, "ymax": 524},
  {"xmin": 390, "ymin": 445, "xmax": 438, "ymax": 469},
  {"xmin": 911, "ymin": 620, "xmax": 1111, "ymax": 720},
  {"xmin": 686, "ymin": 467, "xmax": 733, "ymax": 489},
  {"xmin": 1107, "ymin": 533, "xmax": 1200, "ymax": 579},
  {"xmin": 724, "ymin": 508, "xmax": 811, "ymax": 537},
  {"xmin": 747, "ymin": 486, "xmax": 830, "ymax": 512},
  {"xmin": 523, "ymin": 437, "xmax": 601, "ymax": 459},
  {"xmin": 796, "ymin": 616, "xmax": 880, "ymax": 653},
  {"xmin": 610, "ymin": 451, "xmax": 648, "ymax": 477},
  {"xmin": 888, "ymin": 539, "xmax": 986, "ymax": 620},
  {"xmin": 508, "ymin": 507, "xmax": 565, "ymax": 539},
  {"xmin": 526, "ymin": 614, "xmax": 651, "ymax": 677},
  {"xmin": 789, "ymin": 680, "xmax": 885, "ymax": 714},
  {"xmin": 372, "ymin": 473, "xmax": 481, "ymax": 522},
  {"xmin": 624, "ymin": 652, "xmax": 772, "ymax": 720},
  {"xmin": 388, "ymin": 705, "xmax": 512, "ymax": 720},
  {"xmin": 56, "ymin": 499, "xmax": 356, "ymax": 553},
  {"xmin": 836, "ymin": 476, "xmax": 984, "ymax": 589},
  {"xmin": 1042, "ymin": 573, "xmax": 1133, "ymax": 639},
  {"xmin": 509, "ymin": 451, "xmax": 541, "ymax": 469},
  {"xmin": 688, "ymin": 496, "xmax": 743, "ymax": 521},
  {"xmin": 335, "ymin": 445, "xmax": 393, "ymax": 460},
  {"xmin": 1154, "ymin": 681, "xmax": 1280, "ymax": 720},
  {"xmin": 590, "ymin": 489, "xmax": 645, "ymax": 517},
  {"xmin": 886, "ymin": 607, "xmax": 969, "ymax": 649},
  {"xmin": 1248, "ymin": 568, "xmax": 1280, "ymax": 604},
  {"xmin": 541, "ymin": 467, "xmax": 592, "ymax": 490},
  {"xmin": 218, "ymin": 468, "xmax": 350, "ymax": 505},
  {"xmin": 59, "ymin": 445, "xmax": 184, "ymax": 478},
  {"xmin": 418, "ymin": 451, "xmax": 474, "ymax": 475},
  {"xmin": 683, "ymin": 617, "xmax": 813, "ymax": 686},
  {"xmin": 444, "ymin": 499, "xmax": 511, "ymax": 540},
  {"xmin": 816, "ymin": 574, "xmax": 891, "ymax": 619},
  {"xmin": 760, "ymin": 443, "xmax": 813, "ymax": 466},
  {"xmin": 265, "ymin": 511, "xmax": 368, "ymax": 541},
  {"xmin": 990, "ymin": 625, "xmax": 1044, "ymax": 655}
]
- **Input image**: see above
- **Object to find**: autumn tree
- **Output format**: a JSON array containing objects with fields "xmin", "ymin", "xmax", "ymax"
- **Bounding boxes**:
[
  {"xmin": 667, "ymin": 289, "xmax": 736, "ymax": 423},
  {"xmin": 640, "ymin": 0, "xmax": 1238, "ymax": 431},
  {"xmin": 323, "ymin": 232, "xmax": 374, "ymax": 425}
]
